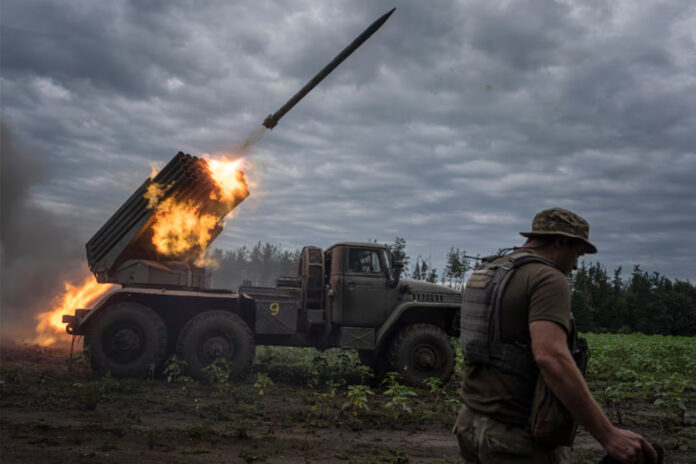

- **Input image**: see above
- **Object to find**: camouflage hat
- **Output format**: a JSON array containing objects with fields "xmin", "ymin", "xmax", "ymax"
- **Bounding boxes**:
[{"xmin": 520, "ymin": 207, "xmax": 597, "ymax": 254}]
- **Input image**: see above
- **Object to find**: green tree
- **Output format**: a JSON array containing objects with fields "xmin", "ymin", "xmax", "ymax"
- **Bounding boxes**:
[
  {"xmin": 444, "ymin": 248, "xmax": 460, "ymax": 287},
  {"xmin": 385, "ymin": 237, "xmax": 410, "ymax": 274},
  {"xmin": 571, "ymin": 289, "xmax": 592, "ymax": 331},
  {"xmin": 411, "ymin": 259, "xmax": 422, "ymax": 280}
]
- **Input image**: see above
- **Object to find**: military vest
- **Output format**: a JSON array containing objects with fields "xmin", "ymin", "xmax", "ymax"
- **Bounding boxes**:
[{"xmin": 460, "ymin": 251, "xmax": 555, "ymax": 378}]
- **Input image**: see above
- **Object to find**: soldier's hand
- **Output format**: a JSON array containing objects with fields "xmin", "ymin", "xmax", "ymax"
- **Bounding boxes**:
[{"xmin": 602, "ymin": 427, "xmax": 658, "ymax": 463}]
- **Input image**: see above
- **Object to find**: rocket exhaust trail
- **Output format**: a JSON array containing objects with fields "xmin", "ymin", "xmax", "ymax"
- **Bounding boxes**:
[{"xmin": 237, "ymin": 125, "xmax": 269, "ymax": 153}]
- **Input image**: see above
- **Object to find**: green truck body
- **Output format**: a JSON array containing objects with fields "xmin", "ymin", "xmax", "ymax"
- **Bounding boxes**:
[{"xmin": 64, "ymin": 242, "xmax": 461, "ymax": 387}]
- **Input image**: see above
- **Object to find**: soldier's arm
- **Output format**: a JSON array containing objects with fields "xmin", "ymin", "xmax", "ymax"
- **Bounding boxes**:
[{"xmin": 529, "ymin": 320, "xmax": 657, "ymax": 464}]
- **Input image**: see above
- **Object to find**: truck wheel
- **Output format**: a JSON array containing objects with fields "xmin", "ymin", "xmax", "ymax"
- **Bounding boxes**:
[
  {"xmin": 177, "ymin": 310, "xmax": 255, "ymax": 381},
  {"xmin": 389, "ymin": 323, "xmax": 455, "ymax": 388},
  {"xmin": 87, "ymin": 303, "xmax": 168, "ymax": 378}
]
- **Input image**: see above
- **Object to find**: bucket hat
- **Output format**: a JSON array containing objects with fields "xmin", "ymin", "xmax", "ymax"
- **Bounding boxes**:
[{"xmin": 520, "ymin": 207, "xmax": 597, "ymax": 254}]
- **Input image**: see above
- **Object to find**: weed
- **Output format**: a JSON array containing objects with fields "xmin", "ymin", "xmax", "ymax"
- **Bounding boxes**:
[
  {"xmin": 203, "ymin": 358, "xmax": 231, "ymax": 391},
  {"xmin": 423, "ymin": 377, "xmax": 444, "ymax": 396},
  {"xmin": 233, "ymin": 422, "xmax": 251, "ymax": 440},
  {"xmin": 193, "ymin": 398, "xmax": 205, "ymax": 414},
  {"xmin": 312, "ymin": 381, "xmax": 337, "ymax": 417},
  {"xmin": 381, "ymin": 372, "xmax": 405, "ymax": 388},
  {"xmin": 254, "ymin": 372, "xmax": 273, "ymax": 395},
  {"xmin": 187, "ymin": 422, "xmax": 214, "ymax": 440},
  {"xmin": 255, "ymin": 346, "xmax": 370, "ymax": 387},
  {"xmin": 70, "ymin": 432, "xmax": 88, "ymax": 445},
  {"xmin": 445, "ymin": 396, "xmax": 461, "ymax": 413},
  {"xmin": 384, "ymin": 382, "xmax": 418, "ymax": 419},
  {"xmin": 182, "ymin": 445, "xmax": 211, "ymax": 455},
  {"xmin": 125, "ymin": 410, "xmax": 141, "ymax": 424},
  {"xmin": 342, "ymin": 384, "xmax": 373, "ymax": 416},
  {"xmin": 99, "ymin": 440, "xmax": 118, "ymax": 452},
  {"xmin": 163, "ymin": 355, "xmax": 193, "ymax": 384},
  {"xmin": 372, "ymin": 449, "xmax": 410, "ymax": 464},
  {"xmin": 0, "ymin": 367, "xmax": 23, "ymax": 385},
  {"xmin": 240, "ymin": 448, "xmax": 265, "ymax": 462},
  {"xmin": 73, "ymin": 382, "xmax": 103, "ymax": 411}
]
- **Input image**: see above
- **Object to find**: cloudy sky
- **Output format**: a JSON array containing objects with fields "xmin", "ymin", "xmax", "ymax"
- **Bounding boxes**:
[{"xmin": 2, "ymin": 0, "xmax": 695, "ymax": 311}]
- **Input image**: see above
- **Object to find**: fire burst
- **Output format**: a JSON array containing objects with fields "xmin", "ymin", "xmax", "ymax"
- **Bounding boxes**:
[
  {"xmin": 150, "ymin": 197, "xmax": 219, "ymax": 257},
  {"xmin": 206, "ymin": 157, "xmax": 247, "ymax": 202},
  {"xmin": 33, "ymin": 275, "xmax": 114, "ymax": 346},
  {"xmin": 33, "ymin": 155, "xmax": 248, "ymax": 345},
  {"xmin": 147, "ymin": 156, "xmax": 248, "ymax": 260}
]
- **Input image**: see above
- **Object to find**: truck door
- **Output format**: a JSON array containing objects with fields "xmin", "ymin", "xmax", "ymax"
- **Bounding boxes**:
[{"xmin": 341, "ymin": 247, "xmax": 389, "ymax": 326}]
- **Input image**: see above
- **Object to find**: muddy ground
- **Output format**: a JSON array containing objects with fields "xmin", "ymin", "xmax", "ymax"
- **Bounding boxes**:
[{"xmin": 1, "ymin": 341, "xmax": 693, "ymax": 463}]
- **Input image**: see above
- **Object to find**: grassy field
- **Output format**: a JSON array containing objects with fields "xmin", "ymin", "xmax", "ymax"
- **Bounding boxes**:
[{"xmin": 1, "ymin": 333, "xmax": 694, "ymax": 463}]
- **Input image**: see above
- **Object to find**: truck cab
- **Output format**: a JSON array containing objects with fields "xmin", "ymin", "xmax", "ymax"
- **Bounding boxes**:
[
  {"xmin": 321, "ymin": 242, "xmax": 461, "ymax": 385},
  {"xmin": 327, "ymin": 242, "xmax": 397, "ymax": 328}
]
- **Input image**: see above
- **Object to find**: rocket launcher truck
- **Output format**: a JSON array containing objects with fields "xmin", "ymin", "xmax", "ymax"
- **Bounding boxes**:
[
  {"xmin": 86, "ymin": 152, "xmax": 247, "ymax": 288},
  {"xmin": 62, "ymin": 8, "xmax": 462, "ymax": 387}
]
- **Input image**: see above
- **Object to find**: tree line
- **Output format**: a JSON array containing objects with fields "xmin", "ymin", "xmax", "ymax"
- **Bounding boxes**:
[
  {"xmin": 210, "ymin": 239, "xmax": 695, "ymax": 336},
  {"xmin": 570, "ymin": 262, "xmax": 696, "ymax": 336},
  {"xmin": 209, "ymin": 242, "xmax": 300, "ymax": 289}
]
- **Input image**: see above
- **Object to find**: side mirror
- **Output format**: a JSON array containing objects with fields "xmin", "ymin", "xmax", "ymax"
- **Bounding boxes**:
[{"xmin": 391, "ymin": 260, "xmax": 404, "ymax": 288}]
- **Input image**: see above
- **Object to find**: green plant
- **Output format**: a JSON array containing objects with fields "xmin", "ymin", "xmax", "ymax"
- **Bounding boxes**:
[
  {"xmin": 72, "ymin": 382, "xmax": 103, "ymax": 411},
  {"xmin": 445, "ymin": 396, "xmax": 461, "ymax": 413},
  {"xmin": 187, "ymin": 422, "xmax": 214, "ymax": 440},
  {"xmin": 163, "ymin": 355, "xmax": 193, "ymax": 384},
  {"xmin": 203, "ymin": 358, "xmax": 231, "ymax": 391},
  {"xmin": 353, "ymin": 363, "xmax": 374, "ymax": 384},
  {"xmin": 239, "ymin": 449, "xmax": 264, "ymax": 463},
  {"xmin": 342, "ymin": 384, "xmax": 373, "ymax": 416},
  {"xmin": 372, "ymin": 449, "xmax": 410, "ymax": 464},
  {"xmin": 312, "ymin": 381, "xmax": 338, "ymax": 416},
  {"xmin": 193, "ymin": 398, "xmax": 205, "ymax": 414},
  {"xmin": 147, "ymin": 430, "xmax": 156, "ymax": 450},
  {"xmin": 384, "ymin": 383, "xmax": 418, "ymax": 419},
  {"xmin": 254, "ymin": 372, "xmax": 273, "ymax": 395},
  {"xmin": 423, "ymin": 377, "xmax": 444, "ymax": 396}
]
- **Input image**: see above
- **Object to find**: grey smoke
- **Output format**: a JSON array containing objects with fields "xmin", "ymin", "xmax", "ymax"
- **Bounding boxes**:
[{"xmin": 0, "ymin": 124, "xmax": 85, "ymax": 340}]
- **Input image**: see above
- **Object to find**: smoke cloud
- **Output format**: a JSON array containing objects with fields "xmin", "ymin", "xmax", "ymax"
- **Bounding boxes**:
[{"xmin": 0, "ymin": 124, "xmax": 85, "ymax": 341}]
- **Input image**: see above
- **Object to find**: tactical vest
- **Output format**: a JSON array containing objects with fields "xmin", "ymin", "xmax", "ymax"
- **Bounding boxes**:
[{"xmin": 460, "ymin": 251, "xmax": 555, "ymax": 378}]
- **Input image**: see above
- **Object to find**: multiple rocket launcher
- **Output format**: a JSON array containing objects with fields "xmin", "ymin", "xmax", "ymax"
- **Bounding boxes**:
[
  {"xmin": 84, "ymin": 9, "xmax": 395, "ymax": 288},
  {"xmin": 85, "ymin": 153, "xmax": 247, "ymax": 287}
]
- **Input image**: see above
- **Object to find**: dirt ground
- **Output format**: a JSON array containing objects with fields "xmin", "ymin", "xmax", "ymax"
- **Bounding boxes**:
[{"xmin": 1, "ymin": 341, "xmax": 693, "ymax": 463}]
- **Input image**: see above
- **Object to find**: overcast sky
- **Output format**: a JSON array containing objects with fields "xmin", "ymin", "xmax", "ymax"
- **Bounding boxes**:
[{"xmin": 2, "ymin": 0, "xmax": 695, "ymax": 289}]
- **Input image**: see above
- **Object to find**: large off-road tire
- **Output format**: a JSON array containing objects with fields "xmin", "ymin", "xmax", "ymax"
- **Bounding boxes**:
[
  {"xmin": 389, "ymin": 323, "xmax": 455, "ymax": 388},
  {"xmin": 87, "ymin": 302, "xmax": 168, "ymax": 378},
  {"xmin": 177, "ymin": 310, "xmax": 255, "ymax": 381}
]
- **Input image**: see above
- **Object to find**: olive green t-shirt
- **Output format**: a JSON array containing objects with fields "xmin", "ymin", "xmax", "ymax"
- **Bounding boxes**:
[{"xmin": 461, "ymin": 260, "xmax": 572, "ymax": 425}]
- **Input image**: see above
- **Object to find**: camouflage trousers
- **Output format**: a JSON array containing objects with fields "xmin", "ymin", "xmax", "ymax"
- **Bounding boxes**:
[{"xmin": 453, "ymin": 404, "xmax": 571, "ymax": 464}]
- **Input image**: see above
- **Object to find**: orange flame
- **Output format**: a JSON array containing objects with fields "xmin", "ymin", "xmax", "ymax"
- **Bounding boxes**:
[
  {"xmin": 145, "ymin": 182, "xmax": 165, "ymax": 209},
  {"xmin": 147, "ymin": 156, "xmax": 248, "ymax": 260},
  {"xmin": 33, "ymin": 275, "xmax": 114, "ymax": 346},
  {"xmin": 150, "ymin": 197, "xmax": 219, "ymax": 257},
  {"xmin": 206, "ymin": 157, "xmax": 247, "ymax": 203},
  {"xmin": 149, "ymin": 162, "xmax": 162, "ymax": 180}
]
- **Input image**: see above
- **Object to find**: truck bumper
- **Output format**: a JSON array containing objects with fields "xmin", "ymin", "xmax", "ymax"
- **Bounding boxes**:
[{"xmin": 62, "ymin": 309, "xmax": 91, "ymax": 335}]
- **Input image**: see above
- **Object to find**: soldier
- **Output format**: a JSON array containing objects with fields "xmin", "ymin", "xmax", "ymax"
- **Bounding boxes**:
[{"xmin": 454, "ymin": 208, "xmax": 657, "ymax": 464}]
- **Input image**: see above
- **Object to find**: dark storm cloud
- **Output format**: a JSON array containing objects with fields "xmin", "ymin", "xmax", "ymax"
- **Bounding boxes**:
[{"xmin": 1, "ymin": 0, "xmax": 695, "ymax": 292}]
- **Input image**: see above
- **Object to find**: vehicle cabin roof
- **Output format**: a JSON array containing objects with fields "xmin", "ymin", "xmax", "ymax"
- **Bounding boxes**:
[{"xmin": 326, "ymin": 242, "xmax": 388, "ymax": 252}]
